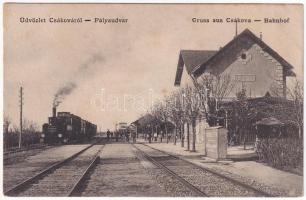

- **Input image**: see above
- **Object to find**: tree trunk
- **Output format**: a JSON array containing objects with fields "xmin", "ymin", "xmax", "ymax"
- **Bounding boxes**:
[
  {"xmin": 298, "ymin": 125, "xmax": 302, "ymax": 138},
  {"xmin": 243, "ymin": 127, "xmax": 246, "ymax": 150},
  {"xmin": 4, "ymin": 126, "xmax": 8, "ymax": 150},
  {"xmin": 149, "ymin": 126, "xmax": 153, "ymax": 143},
  {"xmin": 191, "ymin": 121, "xmax": 196, "ymax": 152},
  {"xmin": 165, "ymin": 124, "xmax": 168, "ymax": 144},
  {"xmin": 187, "ymin": 123, "xmax": 190, "ymax": 151},
  {"xmin": 181, "ymin": 123, "xmax": 184, "ymax": 147},
  {"xmin": 174, "ymin": 125, "xmax": 177, "ymax": 145}
]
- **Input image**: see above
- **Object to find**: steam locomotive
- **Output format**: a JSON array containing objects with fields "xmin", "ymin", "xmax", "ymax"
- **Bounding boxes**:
[{"xmin": 41, "ymin": 107, "xmax": 97, "ymax": 144}]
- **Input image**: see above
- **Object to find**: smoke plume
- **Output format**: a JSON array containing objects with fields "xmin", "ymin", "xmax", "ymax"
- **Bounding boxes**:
[
  {"xmin": 52, "ymin": 54, "xmax": 103, "ymax": 108},
  {"xmin": 53, "ymin": 82, "xmax": 77, "ymax": 107},
  {"xmin": 79, "ymin": 54, "xmax": 103, "ymax": 71}
]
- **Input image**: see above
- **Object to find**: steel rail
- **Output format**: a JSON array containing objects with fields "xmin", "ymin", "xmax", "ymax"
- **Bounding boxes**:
[
  {"xmin": 4, "ymin": 142, "xmax": 100, "ymax": 196},
  {"xmin": 140, "ymin": 142, "xmax": 274, "ymax": 197},
  {"xmin": 132, "ymin": 144, "xmax": 208, "ymax": 197},
  {"xmin": 68, "ymin": 145, "xmax": 105, "ymax": 196}
]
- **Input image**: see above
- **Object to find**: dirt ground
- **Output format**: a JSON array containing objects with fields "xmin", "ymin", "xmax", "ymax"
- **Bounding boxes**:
[{"xmin": 81, "ymin": 143, "xmax": 170, "ymax": 196}]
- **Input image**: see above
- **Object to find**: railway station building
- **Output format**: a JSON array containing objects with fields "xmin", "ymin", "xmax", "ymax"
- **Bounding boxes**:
[{"xmin": 173, "ymin": 28, "xmax": 296, "ymax": 150}]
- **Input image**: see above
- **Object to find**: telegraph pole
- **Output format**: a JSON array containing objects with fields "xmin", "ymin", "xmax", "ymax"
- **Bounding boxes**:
[{"xmin": 19, "ymin": 86, "xmax": 23, "ymax": 149}]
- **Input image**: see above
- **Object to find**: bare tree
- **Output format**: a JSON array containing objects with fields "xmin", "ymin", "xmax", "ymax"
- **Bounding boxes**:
[
  {"xmin": 151, "ymin": 100, "xmax": 171, "ymax": 143},
  {"xmin": 184, "ymin": 85, "xmax": 202, "ymax": 152},
  {"xmin": 23, "ymin": 119, "xmax": 40, "ymax": 134},
  {"xmin": 197, "ymin": 73, "xmax": 235, "ymax": 108},
  {"xmin": 3, "ymin": 115, "xmax": 11, "ymax": 134},
  {"xmin": 168, "ymin": 90, "xmax": 185, "ymax": 145},
  {"xmin": 180, "ymin": 89, "xmax": 190, "ymax": 149},
  {"xmin": 234, "ymin": 88, "xmax": 252, "ymax": 149},
  {"xmin": 149, "ymin": 74, "xmax": 234, "ymax": 151},
  {"xmin": 3, "ymin": 115, "xmax": 12, "ymax": 149},
  {"xmin": 12, "ymin": 124, "xmax": 20, "ymax": 133},
  {"xmin": 270, "ymin": 78, "xmax": 303, "ymax": 138},
  {"xmin": 287, "ymin": 80, "xmax": 303, "ymax": 138},
  {"xmin": 190, "ymin": 73, "xmax": 235, "ymax": 128}
]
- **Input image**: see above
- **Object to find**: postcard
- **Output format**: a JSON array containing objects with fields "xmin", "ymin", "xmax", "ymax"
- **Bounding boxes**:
[{"xmin": 3, "ymin": 3, "xmax": 303, "ymax": 197}]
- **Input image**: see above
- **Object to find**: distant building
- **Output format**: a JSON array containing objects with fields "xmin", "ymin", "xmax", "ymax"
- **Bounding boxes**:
[
  {"xmin": 131, "ymin": 114, "xmax": 175, "ymax": 139},
  {"xmin": 174, "ymin": 29, "xmax": 296, "ymax": 98},
  {"xmin": 115, "ymin": 122, "xmax": 128, "ymax": 132}
]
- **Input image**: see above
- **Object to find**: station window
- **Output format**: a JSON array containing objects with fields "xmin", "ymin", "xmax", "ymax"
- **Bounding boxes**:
[{"xmin": 241, "ymin": 53, "xmax": 247, "ymax": 59}]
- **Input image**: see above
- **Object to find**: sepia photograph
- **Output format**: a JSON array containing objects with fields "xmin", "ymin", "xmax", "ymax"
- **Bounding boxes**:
[{"xmin": 2, "ymin": 2, "xmax": 304, "ymax": 197}]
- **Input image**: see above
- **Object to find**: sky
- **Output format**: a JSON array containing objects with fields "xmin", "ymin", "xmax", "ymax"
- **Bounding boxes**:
[{"xmin": 4, "ymin": 4, "xmax": 303, "ymax": 131}]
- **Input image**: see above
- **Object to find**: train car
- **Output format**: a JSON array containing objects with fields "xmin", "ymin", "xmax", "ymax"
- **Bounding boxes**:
[
  {"xmin": 115, "ymin": 122, "xmax": 128, "ymax": 137},
  {"xmin": 84, "ymin": 120, "xmax": 96, "ymax": 139},
  {"xmin": 41, "ymin": 107, "xmax": 97, "ymax": 144}
]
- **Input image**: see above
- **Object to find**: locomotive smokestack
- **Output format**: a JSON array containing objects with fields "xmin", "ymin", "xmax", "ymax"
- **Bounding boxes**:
[{"xmin": 53, "ymin": 107, "xmax": 56, "ymax": 118}]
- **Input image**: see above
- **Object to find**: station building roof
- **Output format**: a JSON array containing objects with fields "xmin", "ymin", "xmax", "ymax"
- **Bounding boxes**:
[{"xmin": 174, "ymin": 29, "xmax": 296, "ymax": 86}]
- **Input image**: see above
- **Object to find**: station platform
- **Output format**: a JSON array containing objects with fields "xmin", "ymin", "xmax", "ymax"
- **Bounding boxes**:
[
  {"xmin": 136, "ymin": 138, "xmax": 303, "ymax": 197},
  {"xmin": 227, "ymin": 145, "xmax": 258, "ymax": 161},
  {"xmin": 136, "ymin": 138, "xmax": 257, "ymax": 161}
]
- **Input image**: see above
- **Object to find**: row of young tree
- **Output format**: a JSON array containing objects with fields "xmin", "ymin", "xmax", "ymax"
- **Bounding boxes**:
[
  {"xmin": 3, "ymin": 116, "xmax": 41, "ymax": 149},
  {"xmin": 147, "ymin": 73, "xmax": 303, "ymax": 151},
  {"xmin": 149, "ymin": 74, "xmax": 235, "ymax": 151}
]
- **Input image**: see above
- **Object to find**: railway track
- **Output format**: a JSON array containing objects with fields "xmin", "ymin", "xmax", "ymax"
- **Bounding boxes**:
[
  {"xmin": 5, "ymin": 142, "xmax": 105, "ymax": 197},
  {"xmin": 134, "ymin": 143, "xmax": 273, "ymax": 197},
  {"xmin": 132, "ymin": 144, "xmax": 207, "ymax": 197}
]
